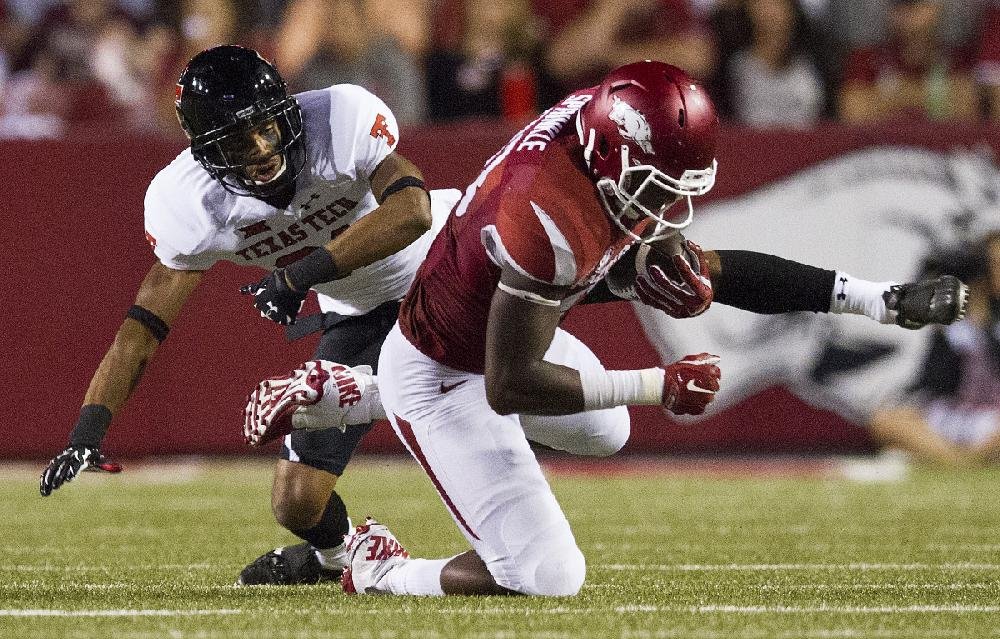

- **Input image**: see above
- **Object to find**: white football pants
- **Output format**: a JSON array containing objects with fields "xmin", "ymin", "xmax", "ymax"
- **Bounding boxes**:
[{"xmin": 377, "ymin": 322, "xmax": 631, "ymax": 596}]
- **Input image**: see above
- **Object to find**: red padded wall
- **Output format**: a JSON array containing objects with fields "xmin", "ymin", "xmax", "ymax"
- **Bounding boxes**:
[{"xmin": 4, "ymin": 120, "xmax": 997, "ymax": 459}]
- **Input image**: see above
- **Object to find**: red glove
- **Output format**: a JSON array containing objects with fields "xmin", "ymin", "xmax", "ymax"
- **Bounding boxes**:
[
  {"xmin": 634, "ymin": 240, "xmax": 713, "ymax": 318},
  {"xmin": 662, "ymin": 353, "xmax": 721, "ymax": 416}
]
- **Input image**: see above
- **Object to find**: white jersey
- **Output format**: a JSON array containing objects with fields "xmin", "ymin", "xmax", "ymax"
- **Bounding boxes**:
[{"xmin": 144, "ymin": 84, "xmax": 445, "ymax": 316}]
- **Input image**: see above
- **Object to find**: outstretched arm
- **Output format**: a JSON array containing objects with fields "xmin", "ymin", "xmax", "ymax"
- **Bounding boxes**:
[
  {"xmin": 708, "ymin": 249, "xmax": 968, "ymax": 328},
  {"xmin": 707, "ymin": 249, "xmax": 834, "ymax": 314},
  {"xmin": 83, "ymin": 262, "xmax": 203, "ymax": 412},
  {"xmin": 631, "ymin": 240, "xmax": 967, "ymax": 328},
  {"xmin": 40, "ymin": 262, "xmax": 203, "ymax": 495}
]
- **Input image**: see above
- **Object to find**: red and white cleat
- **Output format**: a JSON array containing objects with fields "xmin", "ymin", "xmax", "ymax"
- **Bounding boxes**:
[
  {"xmin": 342, "ymin": 517, "xmax": 410, "ymax": 595},
  {"xmin": 243, "ymin": 360, "xmax": 376, "ymax": 446}
]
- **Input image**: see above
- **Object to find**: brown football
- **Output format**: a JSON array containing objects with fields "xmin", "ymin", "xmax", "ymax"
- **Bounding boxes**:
[
  {"xmin": 606, "ymin": 234, "xmax": 685, "ymax": 298},
  {"xmin": 635, "ymin": 233, "xmax": 685, "ymax": 276}
]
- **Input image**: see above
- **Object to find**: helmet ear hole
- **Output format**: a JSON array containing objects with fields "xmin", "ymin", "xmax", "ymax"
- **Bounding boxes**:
[{"xmin": 678, "ymin": 109, "xmax": 686, "ymax": 127}]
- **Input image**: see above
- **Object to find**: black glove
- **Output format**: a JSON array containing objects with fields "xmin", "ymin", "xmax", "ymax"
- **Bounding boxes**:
[
  {"xmin": 39, "ymin": 445, "xmax": 122, "ymax": 496},
  {"xmin": 241, "ymin": 269, "xmax": 308, "ymax": 326}
]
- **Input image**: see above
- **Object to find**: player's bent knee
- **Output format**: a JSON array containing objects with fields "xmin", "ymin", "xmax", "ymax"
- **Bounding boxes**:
[
  {"xmin": 573, "ymin": 409, "xmax": 630, "ymax": 457},
  {"xmin": 271, "ymin": 489, "xmax": 326, "ymax": 532},
  {"xmin": 584, "ymin": 419, "xmax": 630, "ymax": 457},
  {"xmin": 493, "ymin": 543, "xmax": 586, "ymax": 596},
  {"xmin": 271, "ymin": 467, "xmax": 338, "ymax": 533},
  {"xmin": 531, "ymin": 545, "xmax": 586, "ymax": 596}
]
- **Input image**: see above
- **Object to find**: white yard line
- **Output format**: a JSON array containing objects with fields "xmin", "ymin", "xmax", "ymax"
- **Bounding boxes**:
[
  {"xmin": 425, "ymin": 604, "xmax": 1000, "ymax": 615},
  {"xmin": 756, "ymin": 582, "xmax": 997, "ymax": 590},
  {"xmin": 387, "ymin": 604, "xmax": 1000, "ymax": 615},
  {"xmin": 11, "ymin": 562, "xmax": 999, "ymax": 574},
  {"xmin": 3, "ymin": 604, "xmax": 996, "ymax": 618},
  {"xmin": 0, "ymin": 609, "xmax": 243, "ymax": 617},
  {"xmin": 5, "ymin": 563, "xmax": 218, "ymax": 571},
  {"xmin": 598, "ymin": 563, "xmax": 1000, "ymax": 571},
  {"xmin": 679, "ymin": 605, "xmax": 1000, "ymax": 614}
]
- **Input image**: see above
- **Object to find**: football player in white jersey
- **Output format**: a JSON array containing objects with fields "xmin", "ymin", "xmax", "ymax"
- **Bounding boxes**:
[{"xmin": 37, "ymin": 45, "xmax": 460, "ymax": 586}]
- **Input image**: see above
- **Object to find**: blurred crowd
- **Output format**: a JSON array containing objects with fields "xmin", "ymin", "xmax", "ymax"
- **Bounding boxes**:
[{"xmin": 1, "ymin": 0, "xmax": 999, "ymax": 138}]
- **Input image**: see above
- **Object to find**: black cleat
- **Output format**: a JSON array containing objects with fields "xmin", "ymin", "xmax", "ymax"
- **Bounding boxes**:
[
  {"xmin": 235, "ymin": 542, "xmax": 342, "ymax": 585},
  {"xmin": 883, "ymin": 275, "xmax": 969, "ymax": 330}
]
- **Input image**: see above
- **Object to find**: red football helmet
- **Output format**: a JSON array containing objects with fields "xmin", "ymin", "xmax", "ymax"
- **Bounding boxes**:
[{"xmin": 576, "ymin": 61, "xmax": 719, "ymax": 241}]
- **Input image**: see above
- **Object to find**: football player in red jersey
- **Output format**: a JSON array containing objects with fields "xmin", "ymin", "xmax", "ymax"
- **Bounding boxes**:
[{"xmin": 251, "ymin": 61, "xmax": 968, "ymax": 596}]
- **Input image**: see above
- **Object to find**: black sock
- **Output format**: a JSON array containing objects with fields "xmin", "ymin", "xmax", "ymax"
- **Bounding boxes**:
[{"xmin": 294, "ymin": 490, "xmax": 351, "ymax": 549}]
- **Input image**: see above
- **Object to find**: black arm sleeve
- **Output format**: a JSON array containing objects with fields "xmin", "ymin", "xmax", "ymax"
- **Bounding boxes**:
[
  {"xmin": 713, "ymin": 250, "xmax": 836, "ymax": 314},
  {"xmin": 579, "ymin": 280, "xmax": 622, "ymax": 305}
]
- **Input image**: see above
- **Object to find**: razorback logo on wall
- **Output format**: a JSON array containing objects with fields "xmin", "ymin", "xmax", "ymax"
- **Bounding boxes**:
[{"xmin": 637, "ymin": 147, "xmax": 1000, "ymax": 425}]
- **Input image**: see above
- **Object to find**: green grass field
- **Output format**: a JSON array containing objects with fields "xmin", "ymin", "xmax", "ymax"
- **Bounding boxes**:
[{"xmin": 3, "ymin": 456, "xmax": 1000, "ymax": 638}]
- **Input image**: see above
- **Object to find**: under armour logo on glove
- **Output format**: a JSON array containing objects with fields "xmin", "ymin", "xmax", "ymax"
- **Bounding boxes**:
[
  {"xmin": 634, "ymin": 240, "xmax": 713, "ymax": 318},
  {"xmin": 244, "ymin": 360, "xmax": 375, "ymax": 446},
  {"xmin": 662, "ymin": 353, "xmax": 721, "ymax": 416},
  {"xmin": 240, "ymin": 269, "xmax": 308, "ymax": 326}
]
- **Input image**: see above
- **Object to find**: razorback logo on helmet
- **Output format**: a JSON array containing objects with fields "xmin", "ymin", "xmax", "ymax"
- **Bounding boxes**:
[
  {"xmin": 370, "ymin": 114, "xmax": 396, "ymax": 147},
  {"xmin": 609, "ymin": 96, "xmax": 655, "ymax": 155}
]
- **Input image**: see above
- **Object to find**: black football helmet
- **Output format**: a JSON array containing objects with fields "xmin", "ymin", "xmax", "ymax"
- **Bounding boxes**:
[{"xmin": 175, "ymin": 45, "xmax": 306, "ymax": 198}]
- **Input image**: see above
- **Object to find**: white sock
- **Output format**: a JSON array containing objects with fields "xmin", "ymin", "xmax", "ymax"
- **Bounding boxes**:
[
  {"xmin": 315, "ymin": 541, "xmax": 348, "ymax": 571},
  {"xmin": 380, "ymin": 557, "xmax": 449, "ymax": 596},
  {"xmin": 829, "ymin": 271, "xmax": 898, "ymax": 324}
]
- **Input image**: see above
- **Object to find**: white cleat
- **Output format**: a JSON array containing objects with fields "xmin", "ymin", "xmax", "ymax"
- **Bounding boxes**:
[{"xmin": 341, "ymin": 517, "xmax": 410, "ymax": 594}]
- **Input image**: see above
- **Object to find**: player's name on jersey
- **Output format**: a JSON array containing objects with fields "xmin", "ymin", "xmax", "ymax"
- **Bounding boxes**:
[
  {"xmin": 234, "ymin": 196, "xmax": 359, "ymax": 261},
  {"xmin": 517, "ymin": 94, "xmax": 592, "ymax": 152}
]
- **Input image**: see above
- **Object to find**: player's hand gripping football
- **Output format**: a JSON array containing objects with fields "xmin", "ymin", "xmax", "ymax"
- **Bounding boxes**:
[
  {"xmin": 634, "ymin": 239, "xmax": 714, "ymax": 318},
  {"xmin": 39, "ymin": 445, "xmax": 123, "ymax": 496},
  {"xmin": 240, "ymin": 269, "xmax": 308, "ymax": 326},
  {"xmin": 244, "ymin": 360, "xmax": 375, "ymax": 446},
  {"xmin": 662, "ymin": 353, "xmax": 722, "ymax": 416}
]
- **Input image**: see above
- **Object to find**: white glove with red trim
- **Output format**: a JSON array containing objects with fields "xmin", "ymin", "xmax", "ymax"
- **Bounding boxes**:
[
  {"xmin": 244, "ymin": 360, "xmax": 375, "ymax": 446},
  {"xmin": 634, "ymin": 240, "xmax": 713, "ymax": 318},
  {"xmin": 662, "ymin": 353, "xmax": 721, "ymax": 416}
]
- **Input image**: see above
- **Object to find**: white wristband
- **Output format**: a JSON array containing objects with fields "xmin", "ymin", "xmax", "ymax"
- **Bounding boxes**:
[
  {"xmin": 829, "ymin": 271, "xmax": 897, "ymax": 324},
  {"xmin": 579, "ymin": 367, "xmax": 666, "ymax": 410}
]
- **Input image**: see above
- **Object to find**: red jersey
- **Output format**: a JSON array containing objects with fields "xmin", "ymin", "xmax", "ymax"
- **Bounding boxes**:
[{"xmin": 398, "ymin": 90, "xmax": 638, "ymax": 373}]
